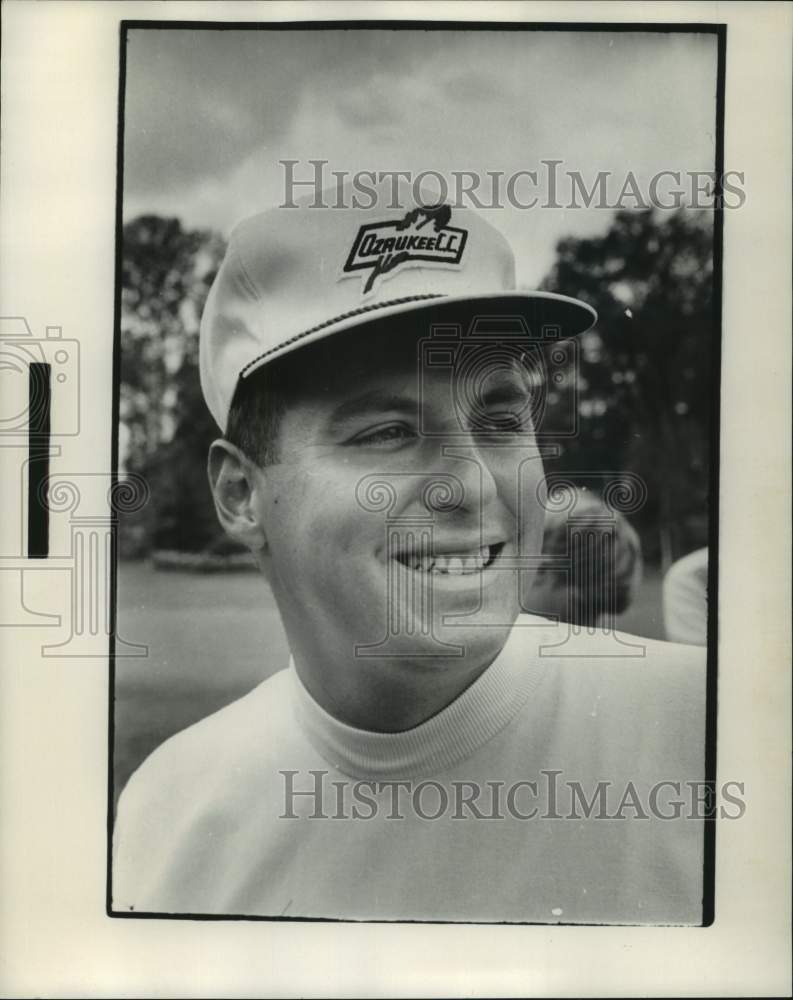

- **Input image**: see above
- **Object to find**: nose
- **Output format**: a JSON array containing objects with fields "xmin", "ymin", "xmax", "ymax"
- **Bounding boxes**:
[{"xmin": 424, "ymin": 428, "xmax": 501, "ymax": 518}]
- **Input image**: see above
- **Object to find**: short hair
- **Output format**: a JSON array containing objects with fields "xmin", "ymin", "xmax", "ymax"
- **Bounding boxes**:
[
  {"xmin": 223, "ymin": 313, "xmax": 544, "ymax": 467},
  {"xmin": 224, "ymin": 359, "xmax": 289, "ymax": 467},
  {"xmin": 224, "ymin": 316, "xmax": 425, "ymax": 467}
]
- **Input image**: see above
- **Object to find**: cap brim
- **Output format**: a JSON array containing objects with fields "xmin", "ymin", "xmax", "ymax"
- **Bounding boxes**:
[{"xmin": 240, "ymin": 291, "xmax": 597, "ymax": 383}]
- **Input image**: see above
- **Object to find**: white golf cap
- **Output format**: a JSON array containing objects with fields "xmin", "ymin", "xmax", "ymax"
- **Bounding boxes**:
[{"xmin": 199, "ymin": 179, "xmax": 597, "ymax": 429}]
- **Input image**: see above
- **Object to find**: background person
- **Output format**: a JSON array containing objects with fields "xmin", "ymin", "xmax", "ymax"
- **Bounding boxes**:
[
  {"xmin": 528, "ymin": 488, "xmax": 643, "ymax": 628},
  {"xmin": 663, "ymin": 546, "xmax": 709, "ymax": 645}
]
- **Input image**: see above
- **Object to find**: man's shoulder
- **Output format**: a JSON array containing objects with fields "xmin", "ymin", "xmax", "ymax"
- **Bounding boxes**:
[
  {"xmin": 117, "ymin": 667, "xmax": 294, "ymax": 816},
  {"xmin": 113, "ymin": 667, "xmax": 303, "ymax": 912},
  {"xmin": 508, "ymin": 616, "xmax": 707, "ymax": 777},
  {"xmin": 513, "ymin": 613, "xmax": 705, "ymax": 668},
  {"xmin": 511, "ymin": 615, "xmax": 706, "ymax": 726}
]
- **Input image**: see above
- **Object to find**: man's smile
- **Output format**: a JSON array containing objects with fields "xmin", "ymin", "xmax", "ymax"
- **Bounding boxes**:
[{"xmin": 392, "ymin": 541, "xmax": 507, "ymax": 575}]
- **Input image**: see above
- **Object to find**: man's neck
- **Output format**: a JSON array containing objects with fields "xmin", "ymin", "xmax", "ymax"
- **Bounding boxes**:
[{"xmin": 289, "ymin": 642, "xmax": 504, "ymax": 733}]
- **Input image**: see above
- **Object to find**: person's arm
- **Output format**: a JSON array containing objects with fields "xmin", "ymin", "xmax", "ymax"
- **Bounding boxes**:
[{"xmin": 663, "ymin": 547, "xmax": 709, "ymax": 646}]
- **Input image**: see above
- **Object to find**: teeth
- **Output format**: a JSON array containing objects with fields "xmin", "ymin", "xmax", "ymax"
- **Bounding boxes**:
[
  {"xmin": 431, "ymin": 553, "xmax": 481, "ymax": 574},
  {"xmin": 399, "ymin": 546, "xmax": 497, "ymax": 574}
]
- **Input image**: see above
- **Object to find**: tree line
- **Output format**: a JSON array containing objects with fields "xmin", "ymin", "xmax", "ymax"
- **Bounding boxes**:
[{"xmin": 118, "ymin": 208, "xmax": 714, "ymax": 568}]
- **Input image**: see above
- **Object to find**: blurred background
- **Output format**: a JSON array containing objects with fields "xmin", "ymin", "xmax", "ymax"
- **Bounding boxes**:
[{"xmin": 115, "ymin": 27, "xmax": 718, "ymax": 806}]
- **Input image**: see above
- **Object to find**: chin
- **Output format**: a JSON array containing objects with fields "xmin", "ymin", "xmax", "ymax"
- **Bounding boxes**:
[
  {"xmin": 421, "ymin": 597, "xmax": 517, "ymax": 667},
  {"xmin": 351, "ymin": 564, "xmax": 518, "ymax": 663},
  {"xmin": 436, "ymin": 614, "xmax": 515, "ymax": 659},
  {"xmin": 351, "ymin": 603, "xmax": 515, "ymax": 669}
]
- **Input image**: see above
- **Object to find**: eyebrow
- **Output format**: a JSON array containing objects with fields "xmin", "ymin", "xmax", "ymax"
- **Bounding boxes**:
[
  {"xmin": 327, "ymin": 376, "xmax": 531, "ymax": 427},
  {"xmin": 327, "ymin": 391, "xmax": 418, "ymax": 428}
]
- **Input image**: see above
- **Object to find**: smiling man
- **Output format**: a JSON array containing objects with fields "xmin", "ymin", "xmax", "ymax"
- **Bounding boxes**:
[
  {"xmin": 113, "ymin": 183, "xmax": 707, "ymax": 924},
  {"xmin": 214, "ymin": 318, "xmax": 549, "ymax": 732}
]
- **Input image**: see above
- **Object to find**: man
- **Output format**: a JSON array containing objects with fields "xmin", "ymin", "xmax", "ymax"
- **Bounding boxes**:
[{"xmin": 113, "ymin": 181, "xmax": 706, "ymax": 924}]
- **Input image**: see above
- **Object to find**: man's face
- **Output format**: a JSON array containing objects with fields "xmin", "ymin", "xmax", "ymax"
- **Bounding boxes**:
[{"xmin": 250, "ymin": 323, "xmax": 547, "ymax": 695}]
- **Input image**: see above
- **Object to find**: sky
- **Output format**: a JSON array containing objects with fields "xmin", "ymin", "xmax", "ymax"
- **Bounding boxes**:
[{"xmin": 122, "ymin": 28, "xmax": 718, "ymax": 287}]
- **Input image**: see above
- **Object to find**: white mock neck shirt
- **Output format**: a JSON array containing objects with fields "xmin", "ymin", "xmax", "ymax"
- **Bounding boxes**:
[
  {"xmin": 291, "ymin": 620, "xmax": 549, "ymax": 782},
  {"xmin": 113, "ymin": 616, "xmax": 706, "ymax": 924}
]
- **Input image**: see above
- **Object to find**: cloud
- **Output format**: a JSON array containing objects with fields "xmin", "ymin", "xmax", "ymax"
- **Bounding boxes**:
[
  {"xmin": 335, "ymin": 83, "xmax": 402, "ymax": 130},
  {"xmin": 440, "ymin": 70, "xmax": 509, "ymax": 104},
  {"xmin": 122, "ymin": 28, "xmax": 718, "ymax": 286}
]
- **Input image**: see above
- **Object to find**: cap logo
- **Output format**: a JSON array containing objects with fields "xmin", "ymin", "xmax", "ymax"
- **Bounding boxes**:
[{"xmin": 342, "ymin": 204, "xmax": 468, "ymax": 294}]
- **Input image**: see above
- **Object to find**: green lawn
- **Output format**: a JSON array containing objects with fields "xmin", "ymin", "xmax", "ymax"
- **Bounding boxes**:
[{"xmin": 113, "ymin": 561, "xmax": 666, "ymax": 810}]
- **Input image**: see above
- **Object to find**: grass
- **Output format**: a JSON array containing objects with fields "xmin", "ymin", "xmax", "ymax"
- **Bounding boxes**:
[
  {"xmin": 113, "ymin": 562, "xmax": 288, "ymax": 811},
  {"xmin": 113, "ymin": 560, "xmax": 666, "ymax": 811}
]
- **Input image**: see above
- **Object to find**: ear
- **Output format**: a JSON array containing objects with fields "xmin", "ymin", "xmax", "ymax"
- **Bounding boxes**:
[{"xmin": 207, "ymin": 440, "xmax": 268, "ymax": 554}]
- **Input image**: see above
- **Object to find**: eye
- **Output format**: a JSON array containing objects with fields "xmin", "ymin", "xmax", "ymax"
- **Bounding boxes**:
[
  {"xmin": 348, "ymin": 423, "xmax": 417, "ymax": 448},
  {"xmin": 478, "ymin": 409, "xmax": 535, "ymax": 433}
]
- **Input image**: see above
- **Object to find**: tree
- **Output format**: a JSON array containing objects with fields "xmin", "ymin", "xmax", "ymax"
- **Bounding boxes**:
[
  {"xmin": 539, "ymin": 208, "xmax": 714, "ymax": 567},
  {"xmin": 119, "ymin": 216, "xmax": 226, "ymax": 554},
  {"xmin": 120, "ymin": 208, "xmax": 715, "ymax": 564}
]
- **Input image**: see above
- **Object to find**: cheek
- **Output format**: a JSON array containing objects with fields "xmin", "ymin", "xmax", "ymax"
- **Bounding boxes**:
[
  {"xmin": 494, "ymin": 454, "xmax": 546, "ymax": 552},
  {"xmin": 265, "ymin": 468, "xmax": 377, "ymax": 564},
  {"xmin": 262, "ymin": 471, "xmax": 326, "ymax": 555},
  {"xmin": 489, "ymin": 451, "xmax": 545, "ymax": 508},
  {"xmin": 522, "ymin": 460, "xmax": 548, "ymax": 520}
]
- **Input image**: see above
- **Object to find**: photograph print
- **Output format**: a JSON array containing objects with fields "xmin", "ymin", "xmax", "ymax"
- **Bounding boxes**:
[{"xmin": 111, "ymin": 22, "xmax": 728, "ymax": 924}]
